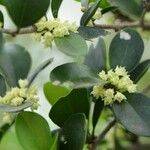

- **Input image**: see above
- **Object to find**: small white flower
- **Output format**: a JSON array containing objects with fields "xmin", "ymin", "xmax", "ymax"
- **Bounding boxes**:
[
  {"xmin": 99, "ymin": 70, "xmax": 108, "ymax": 81},
  {"xmin": 19, "ymin": 79, "xmax": 28, "ymax": 88},
  {"xmin": 120, "ymin": 30, "xmax": 131, "ymax": 40},
  {"xmin": 114, "ymin": 91, "xmax": 127, "ymax": 103},
  {"xmin": 91, "ymin": 85, "xmax": 105, "ymax": 99},
  {"xmin": 91, "ymin": 66, "xmax": 136, "ymax": 105},
  {"xmin": 2, "ymin": 113, "xmax": 13, "ymax": 124}
]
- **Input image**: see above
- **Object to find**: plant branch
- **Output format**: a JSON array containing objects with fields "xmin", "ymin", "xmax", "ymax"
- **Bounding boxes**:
[
  {"xmin": 0, "ymin": 26, "xmax": 36, "ymax": 36},
  {"xmin": 90, "ymin": 118, "xmax": 116, "ymax": 150},
  {"xmin": 28, "ymin": 58, "xmax": 53, "ymax": 87},
  {"xmin": 0, "ymin": 20, "xmax": 150, "ymax": 36},
  {"xmin": 95, "ymin": 21, "xmax": 150, "ymax": 30},
  {"xmin": 142, "ymin": 83, "xmax": 150, "ymax": 94}
]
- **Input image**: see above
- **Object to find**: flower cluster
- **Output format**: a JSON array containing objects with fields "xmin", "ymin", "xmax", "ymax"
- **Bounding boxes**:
[
  {"xmin": 91, "ymin": 66, "xmax": 137, "ymax": 105},
  {"xmin": 0, "ymin": 79, "xmax": 39, "ymax": 124},
  {"xmin": 33, "ymin": 18, "xmax": 78, "ymax": 47}
]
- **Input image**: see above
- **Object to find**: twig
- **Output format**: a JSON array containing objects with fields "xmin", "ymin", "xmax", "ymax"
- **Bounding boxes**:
[
  {"xmin": 0, "ymin": 20, "xmax": 150, "ymax": 36},
  {"xmin": 0, "ymin": 26, "xmax": 36, "ymax": 36},
  {"xmin": 95, "ymin": 21, "xmax": 150, "ymax": 30},
  {"xmin": 142, "ymin": 83, "xmax": 150, "ymax": 94},
  {"xmin": 90, "ymin": 118, "xmax": 116, "ymax": 150}
]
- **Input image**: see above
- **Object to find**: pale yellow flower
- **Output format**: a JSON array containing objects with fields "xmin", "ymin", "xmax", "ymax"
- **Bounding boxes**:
[{"xmin": 91, "ymin": 66, "xmax": 136, "ymax": 105}]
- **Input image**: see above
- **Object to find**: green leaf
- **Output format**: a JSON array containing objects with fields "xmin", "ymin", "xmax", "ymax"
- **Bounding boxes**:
[
  {"xmin": 108, "ymin": 0, "xmax": 143, "ymax": 20},
  {"xmin": 109, "ymin": 28, "xmax": 144, "ymax": 71},
  {"xmin": 3, "ymin": 0, "xmax": 50, "ymax": 27},
  {"xmin": 92, "ymin": 98, "xmax": 104, "ymax": 133},
  {"xmin": 0, "ymin": 125, "xmax": 24, "ymax": 150},
  {"xmin": 50, "ymin": 62, "xmax": 100, "ymax": 89},
  {"xmin": 0, "ymin": 11, "xmax": 4, "ymax": 27},
  {"xmin": 80, "ymin": 0, "xmax": 101, "ymax": 26},
  {"xmin": 78, "ymin": 26, "xmax": 108, "ymax": 39},
  {"xmin": 54, "ymin": 33, "xmax": 88, "ymax": 58},
  {"xmin": 0, "ymin": 102, "xmax": 31, "ymax": 112},
  {"xmin": 0, "ymin": 74, "xmax": 6, "ymax": 96},
  {"xmin": 49, "ymin": 88, "xmax": 90, "ymax": 127},
  {"xmin": 113, "ymin": 93, "xmax": 150, "ymax": 136},
  {"xmin": 0, "ymin": 44, "xmax": 31, "ymax": 87},
  {"xmin": 84, "ymin": 38, "xmax": 106, "ymax": 74},
  {"xmin": 44, "ymin": 82, "xmax": 71, "ymax": 105},
  {"xmin": 15, "ymin": 111, "xmax": 52, "ymax": 150},
  {"xmin": 50, "ymin": 134, "xmax": 58, "ymax": 150},
  {"xmin": 130, "ymin": 59, "xmax": 150, "ymax": 83},
  {"xmin": 60, "ymin": 113, "xmax": 87, "ymax": 150},
  {"xmin": 101, "ymin": 6, "xmax": 117, "ymax": 14},
  {"xmin": 51, "ymin": 0, "xmax": 63, "ymax": 18}
]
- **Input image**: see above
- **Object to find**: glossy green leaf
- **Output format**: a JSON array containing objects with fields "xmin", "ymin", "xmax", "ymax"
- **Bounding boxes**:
[
  {"xmin": 50, "ymin": 62, "xmax": 100, "ymax": 89},
  {"xmin": 80, "ymin": 0, "xmax": 101, "ymax": 26},
  {"xmin": 60, "ymin": 113, "xmax": 87, "ymax": 150},
  {"xmin": 0, "ymin": 102, "xmax": 31, "ymax": 112},
  {"xmin": 109, "ymin": 28, "xmax": 144, "ymax": 71},
  {"xmin": 0, "ymin": 11, "xmax": 4, "ymax": 27},
  {"xmin": 92, "ymin": 98, "xmax": 104, "ymax": 133},
  {"xmin": 84, "ymin": 38, "xmax": 106, "ymax": 74},
  {"xmin": 44, "ymin": 82, "xmax": 71, "ymax": 105},
  {"xmin": 49, "ymin": 88, "xmax": 90, "ymax": 127},
  {"xmin": 50, "ymin": 134, "xmax": 58, "ymax": 150},
  {"xmin": 51, "ymin": 0, "xmax": 63, "ymax": 18},
  {"xmin": 0, "ymin": 74, "xmax": 6, "ymax": 96},
  {"xmin": 108, "ymin": 0, "xmax": 143, "ymax": 20},
  {"xmin": 130, "ymin": 59, "xmax": 150, "ymax": 83},
  {"xmin": 3, "ymin": 0, "xmax": 50, "ymax": 27},
  {"xmin": 113, "ymin": 93, "xmax": 150, "ymax": 136},
  {"xmin": 101, "ymin": 6, "xmax": 117, "ymax": 14},
  {"xmin": 0, "ymin": 44, "xmax": 31, "ymax": 87},
  {"xmin": 15, "ymin": 111, "xmax": 52, "ymax": 150},
  {"xmin": 55, "ymin": 33, "xmax": 88, "ymax": 58},
  {"xmin": 78, "ymin": 26, "xmax": 108, "ymax": 39}
]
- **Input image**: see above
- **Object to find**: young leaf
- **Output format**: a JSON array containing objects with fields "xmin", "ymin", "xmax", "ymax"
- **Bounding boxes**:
[
  {"xmin": 84, "ymin": 38, "xmax": 106, "ymax": 74},
  {"xmin": 60, "ymin": 113, "xmax": 87, "ymax": 150},
  {"xmin": 51, "ymin": 0, "xmax": 63, "ymax": 18},
  {"xmin": 43, "ymin": 82, "xmax": 71, "ymax": 105},
  {"xmin": 49, "ymin": 88, "xmax": 90, "ymax": 127},
  {"xmin": 15, "ymin": 112, "xmax": 52, "ymax": 150},
  {"xmin": 113, "ymin": 93, "xmax": 150, "ymax": 136},
  {"xmin": 92, "ymin": 98, "xmax": 104, "ymax": 133},
  {"xmin": 54, "ymin": 33, "xmax": 88, "ymax": 58},
  {"xmin": 130, "ymin": 59, "xmax": 150, "ymax": 83},
  {"xmin": 3, "ymin": 0, "xmax": 50, "ymax": 27},
  {"xmin": 80, "ymin": 0, "xmax": 101, "ymax": 26},
  {"xmin": 78, "ymin": 26, "xmax": 108, "ymax": 39},
  {"xmin": 0, "ymin": 44, "xmax": 31, "ymax": 87},
  {"xmin": 50, "ymin": 62, "xmax": 100, "ymax": 88},
  {"xmin": 109, "ymin": 28, "xmax": 144, "ymax": 71}
]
